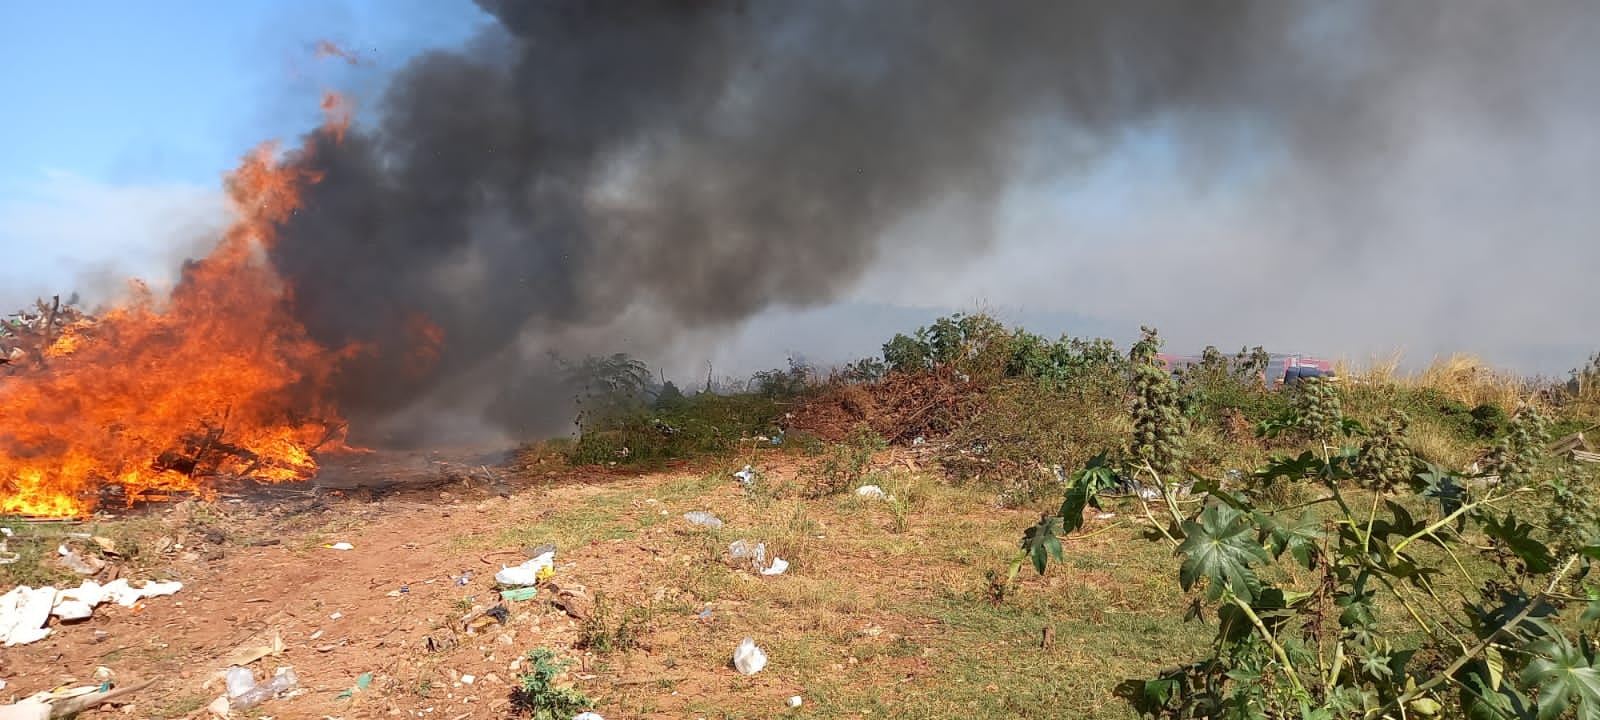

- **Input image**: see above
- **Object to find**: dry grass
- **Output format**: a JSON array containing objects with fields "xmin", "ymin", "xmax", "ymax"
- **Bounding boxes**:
[{"xmin": 1342, "ymin": 351, "xmax": 1529, "ymax": 410}]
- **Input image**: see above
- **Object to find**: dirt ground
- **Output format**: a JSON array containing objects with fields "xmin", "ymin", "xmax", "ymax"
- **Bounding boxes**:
[{"xmin": 1, "ymin": 445, "xmax": 1206, "ymax": 719}]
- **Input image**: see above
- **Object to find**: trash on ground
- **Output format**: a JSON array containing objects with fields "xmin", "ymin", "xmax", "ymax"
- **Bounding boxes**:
[
  {"xmin": 855, "ymin": 485, "xmax": 888, "ymax": 499},
  {"xmin": 696, "ymin": 606, "xmax": 712, "ymax": 622},
  {"xmin": 323, "ymin": 542, "xmax": 354, "ymax": 551},
  {"xmin": 1, "ymin": 579, "xmax": 182, "ymax": 647},
  {"xmin": 500, "ymin": 586, "xmax": 539, "ymax": 602},
  {"xmin": 549, "ymin": 581, "xmax": 594, "ymax": 619},
  {"xmin": 912, "ymin": 435, "xmax": 926, "ymax": 445},
  {"xmin": 574, "ymin": 712, "xmax": 606, "ymax": 720},
  {"xmin": 0, "ymin": 699, "xmax": 48, "ymax": 720},
  {"xmin": 495, "ymin": 549, "xmax": 555, "ymax": 586},
  {"xmin": 728, "ymin": 540, "xmax": 788, "ymax": 575},
  {"xmin": 226, "ymin": 666, "xmax": 255, "ymax": 697},
  {"xmin": 221, "ymin": 630, "xmax": 285, "ymax": 667},
  {"xmin": 733, "ymin": 465, "xmax": 755, "ymax": 485},
  {"xmin": 2, "ymin": 678, "xmax": 157, "ymax": 719},
  {"xmin": 464, "ymin": 604, "xmax": 510, "ymax": 633},
  {"xmin": 733, "ymin": 637, "xmax": 768, "ymax": 675},
  {"xmin": 683, "ymin": 511, "xmax": 723, "ymax": 529},
  {"xmin": 788, "ymin": 696, "xmax": 804, "ymax": 708},
  {"xmin": 222, "ymin": 666, "xmax": 300, "ymax": 710},
  {"xmin": 335, "ymin": 671, "xmax": 372, "ymax": 700},
  {"xmin": 57, "ymin": 544, "xmax": 104, "ymax": 575},
  {"xmin": 454, "ymin": 570, "xmax": 473, "ymax": 586},
  {"xmin": 1094, "ymin": 512, "xmax": 1116, "ymax": 520}
]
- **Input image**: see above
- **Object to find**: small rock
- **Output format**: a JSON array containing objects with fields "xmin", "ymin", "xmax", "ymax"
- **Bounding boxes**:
[{"xmin": 202, "ymin": 529, "xmax": 226, "ymax": 545}]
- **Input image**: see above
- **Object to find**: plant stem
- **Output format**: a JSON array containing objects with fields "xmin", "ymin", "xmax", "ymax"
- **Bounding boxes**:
[
  {"xmin": 1373, "ymin": 553, "xmax": 1579, "ymax": 718},
  {"xmin": 1393, "ymin": 493, "xmax": 1506, "ymax": 555},
  {"xmin": 1229, "ymin": 593, "xmax": 1309, "ymax": 698}
]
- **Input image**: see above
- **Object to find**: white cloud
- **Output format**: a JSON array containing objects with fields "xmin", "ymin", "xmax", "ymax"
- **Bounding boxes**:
[{"xmin": 0, "ymin": 171, "xmax": 227, "ymax": 311}]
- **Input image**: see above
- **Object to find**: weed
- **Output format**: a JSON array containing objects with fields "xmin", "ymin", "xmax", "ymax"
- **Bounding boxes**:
[
  {"xmin": 1015, "ymin": 366, "xmax": 1600, "ymax": 719},
  {"xmin": 577, "ymin": 592, "xmax": 646, "ymax": 655},
  {"xmin": 805, "ymin": 423, "xmax": 886, "ymax": 497},
  {"xmin": 511, "ymin": 648, "xmax": 593, "ymax": 719}
]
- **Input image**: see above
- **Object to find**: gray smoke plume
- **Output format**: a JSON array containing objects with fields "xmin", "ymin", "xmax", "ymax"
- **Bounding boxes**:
[{"xmin": 267, "ymin": 0, "xmax": 1599, "ymax": 446}]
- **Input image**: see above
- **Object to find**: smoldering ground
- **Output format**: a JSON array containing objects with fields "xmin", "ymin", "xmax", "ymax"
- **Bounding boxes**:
[{"xmin": 264, "ymin": 0, "xmax": 1600, "ymax": 446}]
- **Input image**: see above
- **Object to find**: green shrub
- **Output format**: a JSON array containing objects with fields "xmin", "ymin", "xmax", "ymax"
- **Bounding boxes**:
[{"xmin": 511, "ymin": 648, "xmax": 592, "ymax": 719}]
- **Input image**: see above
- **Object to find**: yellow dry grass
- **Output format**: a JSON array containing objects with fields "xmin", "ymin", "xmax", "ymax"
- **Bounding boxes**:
[{"xmin": 1340, "ymin": 351, "xmax": 1528, "ymax": 410}]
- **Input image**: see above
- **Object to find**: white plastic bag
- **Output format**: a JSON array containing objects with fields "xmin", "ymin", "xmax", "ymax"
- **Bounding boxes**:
[
  {"xmin": 683, "ymin": 511, "xmax": 723, "ymax": 529},
  {"xmin": 495, "ymin": 551, "xmax": 555, "ymax": 586},
  {"xmin": 733, "ymin": 637, "xmax": 767, "ymax": 675}
]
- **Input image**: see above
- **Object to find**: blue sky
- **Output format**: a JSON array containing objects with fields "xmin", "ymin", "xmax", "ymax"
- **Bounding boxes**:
[
  {"xmin": 0, "ymin": 1, "xmax": 486, "ymax": 189},
  {"xmin": 0, "ymin": 1, "xmax": 490, "ymax": 309}
]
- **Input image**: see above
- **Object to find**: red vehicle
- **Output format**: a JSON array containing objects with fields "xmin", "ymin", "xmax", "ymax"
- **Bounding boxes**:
[{"xmin": 1155, "ymin": 352, "xmax": 1334, "ymax": 388}]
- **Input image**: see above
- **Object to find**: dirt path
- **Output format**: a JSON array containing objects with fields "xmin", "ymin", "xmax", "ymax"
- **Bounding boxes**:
[{"xmin": 3, "ymin": 450, "xmax": 1202, "ymax": 720}]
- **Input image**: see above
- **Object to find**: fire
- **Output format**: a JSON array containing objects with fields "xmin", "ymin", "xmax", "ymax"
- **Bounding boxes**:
[
  {"xmin": 320, "ymin": 92, "xmax": 353, "ymax": 143},
  {"xmin": 0, "ymin": 120, "xmax": 367, "ymax": 518},
  {"xmin": 314, "ymin": 40, "xmax": 361, "ymax": 66}
]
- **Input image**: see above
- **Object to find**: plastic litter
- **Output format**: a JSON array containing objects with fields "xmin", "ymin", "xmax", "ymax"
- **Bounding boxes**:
[
  {"xmin": 683, "ymin": 511, "xmax": 723, "ymax": 529},
  {"xmin": 225, "ymin": 667, "xmax": 255, "ymax": 697},
  {"xmin": 1094, "ymin": 512, "xmax": 1116, "ymax": 520},
  {"xmin": 230, "ymin": 667, "xmax": 300, "ymax": 710},
  {"xmin": 0, "ymin": 586, "xmax": 54, "ymax": 646},
  {"xmin": 0, "ymin": 527, "xmax": 17, "ymax": 565},
  {"xmin": 855, "ymin": 485, "xmax": 887, "ymax": 499},
  {"xmin": 500, "ymin": 586, "xmax": 539, "ymax": 602},
  {"xmin": 494, "ymin": 550, "xmax": 555, "ymax": 586},
  {"xmin": 733, "ymin": 465, "xmax": 755, "ymax": 485},
  {"xmin": 324, "ymin": 542, "xmax": 354, "ymax": 551},
  {"xmin": 733, "ymin": 637, "xmax": 768, "ymax": 675},
  {"xmin": 729, "ymin": 540, "xmax": 765, "ymax": 567},
  {"xmin": 728, "ymin": 540, "xmax": 788, "ymax": 575},
  {"xmin": 1, "ymin": 579, "xmax": 182, "ymax": 646},
  {"xmin": 574, "ymin": 713, "xmax": 606, "ymax": 720},
  {"xmin": 336, "ymin": 671, "xmax": 372, "ymax": 700},
  {"xmin": 57, "ymin": 545, "xmax": 103, "ymax": 575},
  {"xmin": 788, "ymin": 696, "xmax": 803, "ymax": 708}
]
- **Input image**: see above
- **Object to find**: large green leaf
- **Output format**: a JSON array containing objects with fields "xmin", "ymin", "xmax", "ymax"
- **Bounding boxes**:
[
  {"xmin": 1256, "ymin": 509, "xmax": 1324, "ymax": 569},
  {"xmin": 1020, "ymin": 515, "xmax": 1064, "ymax": 575},
  {"xmin": 1522, "ymin": 633, "xmax": 1600, "ymax": 720},
  {"xmin": 1483, "ymin": 512, "xmax": 1556, "ymax": 574},
  {"xmin": 1058, "ymin": 452, "xmax": 1120, "ymax": 535},
  {"xmin": 1178, "ymin": 504, "xmax": 1271, "ymax": 602}
]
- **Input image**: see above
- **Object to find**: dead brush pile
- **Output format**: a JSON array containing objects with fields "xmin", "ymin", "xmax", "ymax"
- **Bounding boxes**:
[{"xmin": 788, "ymin": 369, "xmax": 983, "ymax": 444}]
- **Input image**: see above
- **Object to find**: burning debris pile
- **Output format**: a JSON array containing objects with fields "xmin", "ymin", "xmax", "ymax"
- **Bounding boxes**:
[
  {"xmin": 0, "ymin": 296, "xmax": 94, "ymax": 369},
  {"xmin": 0, "ymin": 132, "xmax": 366, "ymax": 519}
]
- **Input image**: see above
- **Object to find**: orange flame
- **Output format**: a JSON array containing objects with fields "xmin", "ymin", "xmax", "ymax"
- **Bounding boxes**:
[
  {"xmin": 314, "ymin": 40, "xmax": 361, "ymax": 66},
  {"xmin": 0, "ymin": 115, "xmax": 363, "ymax": 517},
  {"xmin": 320, "ymin": 92, "xmax": 353, "ymax": 143}
]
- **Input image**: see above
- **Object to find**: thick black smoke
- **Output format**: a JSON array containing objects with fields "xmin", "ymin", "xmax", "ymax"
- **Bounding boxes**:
[{"xmin": 268, "ymin": 0, "xmax": 1591, "ymax": 446}]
